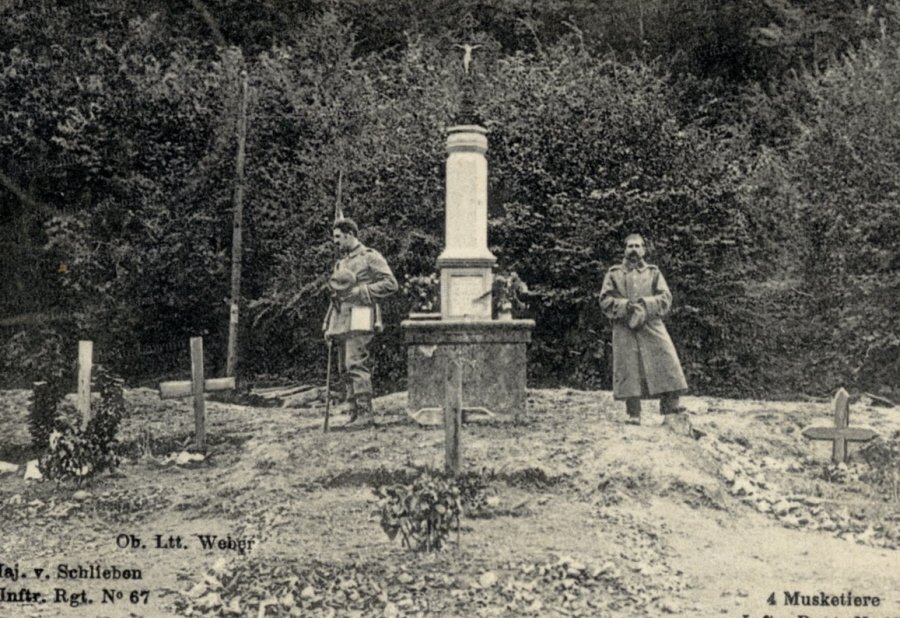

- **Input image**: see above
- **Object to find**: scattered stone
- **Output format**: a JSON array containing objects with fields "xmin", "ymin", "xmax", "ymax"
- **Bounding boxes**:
[
  {"xmin": 173, "ymin": 451, "xmax": 206, "ymax": 466},
  {"xmin": 72, "ymin": 490, "xmax": 90, "ymax": 501},
  {"xmin": 0, "ymin": 461, "xmax": 18, "ymax": 475},
  {"xmin": 211, "ymin": 558, "xmax": 229, "ymax": 575},
  {"xmin": 772, "ymin": 500, "xmax": 792, "ymax": 516},
  {"xmin": 720, "ymin": 464, "xmax": 736, "ymax": 483},
  {"xmin": 300, "ymin": 585, "xmax": 315, "ymax": 599},
  {"xmin": 479, "ymin": 571, "xmax": 498, "ymax": 588},
  {"xmin": 24, "ymin": 460, "xmax": 42, "ymax": 481},
  {"xmin": 197, "ymin": 592, "xmax": 222, "ymax": 609},
  {"xmin": 762, "ymin": 457, "xmax": 783, "ymax": 470},
  {"xmin": 661, "ymin": 599, "xmax": 682, "ymax": 613},
  {"xmin": 383, "ymin": 602, "xmax": 399, "ymax": 618},
  {"xmin": 780, "ymin": 514, "xmax": 800, "ymax": 528},
  {"xmin": 730, "ymin": 478, "xmax": 755, "ymax": 496},
  {"xmin": 756, "ymin": 500, "xmax": 771, "ymax": 513},
  {"xmin": 203, "ymin": 574, "xmax": 222, "ymax": 590},
  {"xmin": 786, "ymin": 459, "xmax": 804, "ymax": 472}
]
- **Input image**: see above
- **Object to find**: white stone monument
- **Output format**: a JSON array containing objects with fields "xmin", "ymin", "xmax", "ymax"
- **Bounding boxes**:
[{"xmin": 401, "ymin": 47, "xmax": 534, "ymax": 421}]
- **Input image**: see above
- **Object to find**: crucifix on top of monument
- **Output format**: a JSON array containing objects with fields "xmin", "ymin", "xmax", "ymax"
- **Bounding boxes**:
[{"xmin": 401, "ymin": 20, "xmax": 535, "ymax": 427}]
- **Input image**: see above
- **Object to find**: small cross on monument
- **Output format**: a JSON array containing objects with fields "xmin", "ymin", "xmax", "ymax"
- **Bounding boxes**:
[
  {"xmin": 158, "ymin": 337, "xmax": 235, "ymax": 452},
  {"xmin": 802, "ymin": 387, "xmax": 879, "ymax": 463}
]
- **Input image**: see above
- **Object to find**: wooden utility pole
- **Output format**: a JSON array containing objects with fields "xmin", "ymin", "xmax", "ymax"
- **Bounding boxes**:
[{"xmin": 226, "ymin": 69, "xmax": 249, "ymax": 378}]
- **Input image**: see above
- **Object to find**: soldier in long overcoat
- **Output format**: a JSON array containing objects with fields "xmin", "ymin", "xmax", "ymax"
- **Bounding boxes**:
[
  {"xmin": 323, "ymin": 218, "xmax": 398, "ymax": 427},
  {"xmin": 599, "ymin": 234, "xmax": 688, "ymax": 426}
]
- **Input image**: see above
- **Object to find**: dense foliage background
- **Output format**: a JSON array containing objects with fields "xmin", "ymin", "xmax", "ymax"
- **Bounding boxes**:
[{"xmin": 2, "ymin": 0, "xmax": 898, "ymax": 399}]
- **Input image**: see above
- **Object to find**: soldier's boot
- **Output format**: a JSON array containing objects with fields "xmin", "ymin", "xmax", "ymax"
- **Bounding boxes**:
[
  {"xmin": 625, "ymin": 398, "xmax": 641, "ymax": 425},
  {"xmin": 347, "ymin": 394, "xmax": 375, "ymax": 428},
  {"xmin": 659, "ymin": 393, "xmax": 686, "ymax": 416}
]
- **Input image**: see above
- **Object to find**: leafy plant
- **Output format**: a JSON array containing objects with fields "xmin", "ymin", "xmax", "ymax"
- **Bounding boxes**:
[
  {"xmin": 374, "ymin": 471, "xmax": 464, "ymax": 551},
  {"xmin": 40, "ymin": 366, "xmax": 127, "ymax": 486},
  {"xmin": 490, "ymin": 270, "xmax": 529, "ymax": 317},
  {"xmin": 401, "ymin": 273, "xmax": 440, "ymax": 313},
  {"xmin": 29, "ymin": 377, "xmax": 68, "ymax": 451},
  {"xmin": 21, "ymin": 329, "xmax": 74, "ymax": 449}
]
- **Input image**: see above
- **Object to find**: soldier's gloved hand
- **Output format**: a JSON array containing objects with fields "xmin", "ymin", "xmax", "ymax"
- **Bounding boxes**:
[{"xmin": 341, "ymin": 285, "xmax": 362, "ymax": 303}]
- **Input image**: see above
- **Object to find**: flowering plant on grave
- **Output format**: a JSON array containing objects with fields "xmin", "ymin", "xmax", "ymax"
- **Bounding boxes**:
[
  {"xmin": 491, "ymin": 270, "xmax": 529, "ymax": 317},
  {"xmin": 401, "ymin": 273, "xmax": 440, "ymax": 313}
]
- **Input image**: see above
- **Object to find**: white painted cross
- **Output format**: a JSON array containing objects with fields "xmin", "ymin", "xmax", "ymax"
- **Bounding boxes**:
[
  {"xmin": 802, "ymin": 387, "xmax": 879, "ymax": 463},
  {"xmin": 158, "ymin": 337, "xmax": 234, "ymax": 452}
]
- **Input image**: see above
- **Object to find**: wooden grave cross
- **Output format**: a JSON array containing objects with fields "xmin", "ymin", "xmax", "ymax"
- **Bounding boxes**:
[
  {"xmin": 35, "ymin": 340, "xmax": 125, "ymax": 431},
  {"xmin": 801, "ymin": 387, "xmax": 878, "ymax": 463},
  {"xmin": 158, "ymin": 337, "xmax": 234, "ymax": 452},
  {"xmin": 34, "ymin": 340, "xmax": 95, "ymax": 429}
]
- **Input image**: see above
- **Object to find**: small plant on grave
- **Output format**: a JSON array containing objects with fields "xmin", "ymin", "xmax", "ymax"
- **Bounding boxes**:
[
  {"xmin": 25, "ymin": 334, "xmax": 73, "ymax": 450},
  {"xmin": 40, "ymin": 366, "xmax": 127, "ymax": 486},
  {"xmin": 374, "ymin": 470, "xmax": 463, "ymax": 551},
  {"xmin": 455, "ymin": 467, "xmax": 495, "ymax": 515},
  {"xmin": 478, "ymin": 270, "xmax": 529, "ymax": 319},
  {"xmin": 401, "ymin": 273, "xmax": 440, "ymax": 313},
  {"xmin": 29, "ymin": 376, "xmax": 69, "ymax": 451}
]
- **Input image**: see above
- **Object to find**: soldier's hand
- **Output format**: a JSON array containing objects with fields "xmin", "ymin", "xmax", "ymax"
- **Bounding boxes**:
[{"xmin": 341, "ymin": 285, "xmax": 362, "ymax": 302}]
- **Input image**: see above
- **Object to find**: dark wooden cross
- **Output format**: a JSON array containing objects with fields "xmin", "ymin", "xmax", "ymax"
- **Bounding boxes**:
[
  {"xmin": 802, "ymin": 387, "xmax": 878, "ymax": 463},
  {"xmin": 158, "ymin": 337, "xmax": 234, "ymax": 452}
]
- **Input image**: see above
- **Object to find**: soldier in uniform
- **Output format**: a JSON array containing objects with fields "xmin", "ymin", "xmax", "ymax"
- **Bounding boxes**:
[
  {"xmin": 599, "ymin": 233, "xmax": 690, "ymax": 431},
  {"xmin": 323, "ymin": 218, "xmax": 398, "ymax": 427}
]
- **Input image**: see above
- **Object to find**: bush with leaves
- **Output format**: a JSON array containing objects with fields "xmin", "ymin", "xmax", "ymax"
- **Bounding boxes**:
[
  {"xmin": 775, "ymin": 30, "xmax": 900, "ymax": 393},
  {"xmin": 40, "ymin": 367, "xmax": 126, "ymax": 486},
  {"xmin": 14, "ymin": 328, "xmax": 75, "ymax": 449},
  {"xmin": 374, "ymin": 471, "xmax": 464, "ymax": 552}
]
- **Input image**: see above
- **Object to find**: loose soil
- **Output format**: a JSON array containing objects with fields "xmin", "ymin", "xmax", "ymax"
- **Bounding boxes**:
[{"xmin": 0, "ymin": 388, "xmax": 898, "ymax": 617}]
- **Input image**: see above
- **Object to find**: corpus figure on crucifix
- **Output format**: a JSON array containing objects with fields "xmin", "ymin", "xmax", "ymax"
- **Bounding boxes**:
[{"xmin": 453, "ymin": 43, "xmax": 482, "ymax": 76}]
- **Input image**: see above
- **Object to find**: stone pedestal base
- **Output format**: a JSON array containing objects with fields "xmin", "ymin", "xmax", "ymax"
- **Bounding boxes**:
[{"xmin": 401, "ymin": 318, "xmax": 534, "ymax": 419}]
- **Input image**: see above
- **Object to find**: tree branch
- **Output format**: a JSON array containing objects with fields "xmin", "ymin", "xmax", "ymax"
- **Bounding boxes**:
[{"xmin": 0, "ymin": 168, "xmax": 64, "ymax": 219}]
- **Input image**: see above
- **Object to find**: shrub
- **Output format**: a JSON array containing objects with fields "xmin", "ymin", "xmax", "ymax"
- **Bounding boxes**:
[
  {"xmin": 40, "ymin": 366, "xmax": 127, "ymax": 486},
  {"xmin": 29, "ymin": 378, "xmax": 68, "ymax": 451},
  {"xmin": 375, "ymin": 471, "xmax": 464, "ymax": 551}
]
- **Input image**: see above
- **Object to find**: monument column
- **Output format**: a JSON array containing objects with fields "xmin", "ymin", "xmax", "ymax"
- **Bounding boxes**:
[{"xmin": 438, "ymin": 124, "xmax": 495, "ymax": 319}]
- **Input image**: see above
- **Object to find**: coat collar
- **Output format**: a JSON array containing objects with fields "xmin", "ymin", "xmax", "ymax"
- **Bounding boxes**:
[
  {"xmin": 622, "ymin": 259, "xmax": 648, "ymax": 273},
  {"xmin": 344, "ymin": 241, "xmax": 365, "ymax": 257}
]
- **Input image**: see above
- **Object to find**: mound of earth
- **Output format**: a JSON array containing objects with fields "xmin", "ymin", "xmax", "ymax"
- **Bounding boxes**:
[{"xmin": 0, "ymin": 387, "xmax": 897, "ymax": 617}]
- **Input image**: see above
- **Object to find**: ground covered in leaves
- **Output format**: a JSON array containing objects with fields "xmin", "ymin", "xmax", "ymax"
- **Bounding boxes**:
[{"xmin": 0, "ymin": 388, "xmax": 898, "ymax": 617}]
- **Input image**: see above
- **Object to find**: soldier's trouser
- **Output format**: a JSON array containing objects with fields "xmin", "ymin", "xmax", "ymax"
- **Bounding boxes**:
[
  {"xmin": 342, "ymin": 334, "xmax": 374, "ymax": 398},
  {"xmin": 626, "ymin": 393, "xmax": 681, "ymax": 417}
]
